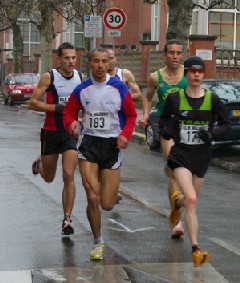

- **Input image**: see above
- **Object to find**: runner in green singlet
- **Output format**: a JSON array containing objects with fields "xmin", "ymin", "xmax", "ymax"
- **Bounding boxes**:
[{"xmin": 139, "ymin": 39, "xmax": 187, "ymax": 238}]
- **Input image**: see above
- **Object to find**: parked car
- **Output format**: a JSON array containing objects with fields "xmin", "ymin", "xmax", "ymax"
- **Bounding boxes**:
[
  {"xmin": 145, "ymin": 79, "xmax": 240, "ymax": 150},
  {"xmin": 1, "ymin": 73, "xmax": 39, "ymax": 106}
]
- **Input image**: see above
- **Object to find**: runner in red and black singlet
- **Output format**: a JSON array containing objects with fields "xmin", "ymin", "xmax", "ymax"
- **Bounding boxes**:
[{"xmin": 29, "ymin": 42, "xmax": 84, "ymax": 236}]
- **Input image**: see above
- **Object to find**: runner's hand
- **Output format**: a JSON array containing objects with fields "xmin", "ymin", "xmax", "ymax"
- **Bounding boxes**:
[
  {"xmin": 159, "ymin": 117, "xmax": 179, "ymax": 141},
  {"xmin": 69, "ymin": 121, "xmax": 79, "ymax": 137},
  {"xmin": 159, "ymin": 127, "xmax": 175, "ymax": 140},
  {"xmin": 199, "ymin": 128, "xmax": 212, "ymax": 144},
  {"xmin": 139, "ymin": 116, "xmax": 148, "ymax": 128},
  {"xmin": 117, "ymin": 135, "xmax": 128, "ymax": 149}
]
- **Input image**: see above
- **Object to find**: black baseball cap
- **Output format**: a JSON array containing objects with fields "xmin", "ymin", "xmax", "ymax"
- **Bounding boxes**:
[{"xmin": 184, "ymin": 56, "xmax": 205, "ymax": 76}]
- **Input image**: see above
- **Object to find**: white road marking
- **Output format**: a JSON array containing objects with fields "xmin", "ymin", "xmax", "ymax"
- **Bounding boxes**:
[
  {"xmin": 209, "ymin": 237, "xmax": 240, "ymax": 256},
  {"xmin": 108, "ymin": 218, "xmax": 156, "ymax": 233},
  {"xmin": 0, "ymin": 270, "xmax": 32, "ymax": 283}
]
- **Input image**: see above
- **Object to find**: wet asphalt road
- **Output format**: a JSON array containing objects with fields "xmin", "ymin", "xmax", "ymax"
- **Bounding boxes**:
[{"xmin": 0, "ymin": 102, "xmax": 240, "ymax": 282}]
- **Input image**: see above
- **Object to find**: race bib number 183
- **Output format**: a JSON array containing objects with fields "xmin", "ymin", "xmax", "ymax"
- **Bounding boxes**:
[{"xmin": 85, "ymin": 111, "xmax": 110, "ymax": 130}]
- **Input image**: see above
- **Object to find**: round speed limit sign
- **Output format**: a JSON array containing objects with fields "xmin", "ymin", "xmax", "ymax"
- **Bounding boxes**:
[{"xmin": 103, "ymin": 8, "xmax": 127, "ymax": 30}]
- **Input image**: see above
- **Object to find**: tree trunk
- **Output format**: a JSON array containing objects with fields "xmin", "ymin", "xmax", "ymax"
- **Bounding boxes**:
[
  {"xmin": 38, "ymin": 4, "xmax": 54, "ymax": 74},
  {"xmin": 12, "ymin": 22, "xmax": 23, "ymax": 72},
  {"xmin": 167, "ymin": 0, "xmax": 194, "ymax": 55}
]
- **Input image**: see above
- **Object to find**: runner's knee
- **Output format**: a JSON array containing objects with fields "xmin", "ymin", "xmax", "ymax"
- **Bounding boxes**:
[
  {"xmin": 88, "ymin": 193, "xmax": 100, "ymax": 207},
  {"xmin": 101, "ymin": 201, "xmax": 114, "ymax": 211},
  {"xmin": 42, "ymin": 175, "xmax": 55, "ymax": 183},
  {"xmin": 185, "ymin": 195, "xmax": 197, "ymax": 208},
  {"xmin": 101, "ymin": 205, "xmax": 114, "ymax": 211},
  {"xmin": 63, "ymin": 167, "xmax": 74, "ymax": 183}
]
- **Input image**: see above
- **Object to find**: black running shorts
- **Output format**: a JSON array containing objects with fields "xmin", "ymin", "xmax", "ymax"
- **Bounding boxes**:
[
  {"xmin": 78, "ymin": 134, "xmax": 122, "ymax": 170},
  {"xmin": 40, "ymin": 128, "xmax": 77, "ymax": 155},
  {"xmin": 167, "ymin": 144, "xmax": 211, "ymax": 178}
]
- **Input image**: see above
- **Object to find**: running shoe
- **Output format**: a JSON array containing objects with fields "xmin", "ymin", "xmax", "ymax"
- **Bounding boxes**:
[
  {"xmin": 89, "ymin": 242, "xmax": 105, "ymax": 260},
  {"xmin": 115, "ymin": 193, "xmax": 123, "ymax": 204},
  {"xmin": 169, "ymin": 191, "xmax": 182, "ymax": 227},
  {"xmin": 61, "ymin": 217, "xmax": 74, "ymax": 236},
  {"xmin": 192, "ymin": 247, "xmax": 210, "ymax": 267},
  {"xmin": 171, "ymin": 221, "xmax": 184, "ymax": 239},
  {"xmin": 32, "ymin": 156, "xmax": 41, "ymax": 175}
]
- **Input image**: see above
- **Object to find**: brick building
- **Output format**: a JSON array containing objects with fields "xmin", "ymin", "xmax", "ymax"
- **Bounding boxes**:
[
  {"xmin": 0, "ymin": 1, "xmax": 169, "ymax": 80},
  {"xmin": 0, "ymin": 0, "xmax": 240, "ymax": 83}
]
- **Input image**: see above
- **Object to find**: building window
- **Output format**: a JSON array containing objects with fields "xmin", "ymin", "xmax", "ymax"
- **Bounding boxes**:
[
  {"xmin": 74, "ymin": 21, "xmax": 85, "ymax": 48},
  {"xmin": 237, "ymin": 13, "xmax": 240, "ymax": 49},
  {"xmin": 19, "ymin": 12, "xmax": 41, "ymax": 58},
  {"xmin": 209, "ymin": 0, "xmax": 237, "ymax": 8},
  {"xmin": 209, "ymin": 12, "xmax": 234, "ymax": 49},
  {"xmin": 151, "ymin": 2, "xmax": 159, "ymax": 41},
  {"xmin": 142, "ymin": 32, "xmax": 151, "ymax": 41},
  {"xmin": 192, "ymin": 0, "xmax": 240, "ymax": 50},
  {"xmin": 64, "ymin": 20, "xmax": 85, "ymax": 48},
  {"xmin": 191, "ymin": 10, "xmax": 198, "ymax": 34}
]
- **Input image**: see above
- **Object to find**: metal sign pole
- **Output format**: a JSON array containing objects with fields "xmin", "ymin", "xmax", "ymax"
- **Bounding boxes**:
[{"xmin": 112, "ymin": 37, "xmax": 115, "ymax": 49}]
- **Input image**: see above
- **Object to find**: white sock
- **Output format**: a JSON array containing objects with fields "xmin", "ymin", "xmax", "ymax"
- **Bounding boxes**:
[{"xmin": 94, "ymin": 237, "xmax": 104, "ymax": 244}]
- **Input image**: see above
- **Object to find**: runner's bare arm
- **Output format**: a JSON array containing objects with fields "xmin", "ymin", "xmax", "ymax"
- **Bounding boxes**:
[
  {"xmin": 28, "ymin": 72, "xmax": 55, "ymax": 113},
  {"xmin": 139, "ymin": 72, "xmax": 158, "ymax": 127},
  {"xmin": 123, "ymin": 69, "xmax": 142, "ymax": 102}
]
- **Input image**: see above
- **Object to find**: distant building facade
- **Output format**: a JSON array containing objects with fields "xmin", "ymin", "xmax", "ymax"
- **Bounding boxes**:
[{"xmin": 0, "ymin": 0, "xmax": 239, "ymax": 81}]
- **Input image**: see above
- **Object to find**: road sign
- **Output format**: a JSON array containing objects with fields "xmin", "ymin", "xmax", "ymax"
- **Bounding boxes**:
[
  {"xmin": 84, "ymin": 15, "xmax": 102, "ymax": 38},
  {"xmin": 103, "ymin": 7, "xmax": 127, "ymax": 30},
  {"xmin": 107, "ymin": 30, "xmax": 121, "ymax": 37}
]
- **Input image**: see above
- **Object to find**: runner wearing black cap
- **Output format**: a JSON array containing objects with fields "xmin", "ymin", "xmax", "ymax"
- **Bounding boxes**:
[{"xmin": 159, "ymin": 55, "xmax": 231, "ymax": 266}]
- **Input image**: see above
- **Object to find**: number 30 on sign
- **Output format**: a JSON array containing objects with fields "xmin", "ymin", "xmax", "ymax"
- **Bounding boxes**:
[{"xmin": 103, "ymin": 7, "xmax": 127, "ymax": 30}]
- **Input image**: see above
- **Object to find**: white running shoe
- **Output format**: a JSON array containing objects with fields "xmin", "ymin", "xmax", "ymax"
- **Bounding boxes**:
[
  {"xmin": 89, "ymin": 242, "xmax": 105, "ymax": 260},
  {"xmin": 61, "ymin": 217, "xmax": 74, "ymax": 236},
  {"xmin": 171, "ymin": 221, "xmax": 184, "ymax": 239}
]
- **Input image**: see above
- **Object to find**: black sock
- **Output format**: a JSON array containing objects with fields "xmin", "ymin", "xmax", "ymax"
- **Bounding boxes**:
[
  {"xmin": 192, "ymin": 245, "xmax": 200, "ymax": 252},
  {"xmin": 175, "ymin": 198, "xmax": 181, "ymax": 208}
]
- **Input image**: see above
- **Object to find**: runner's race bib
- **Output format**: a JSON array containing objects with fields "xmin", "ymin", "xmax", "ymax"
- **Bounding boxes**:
[
  {"xmin": 85, "ymin": 111, "xmax": 110, "ymax": 130},
  {"xmin": 59, "ymin": 96, "xmax": 69, "ymax": 106},
  {"xmin": 180, "ymin": 125, "xmax": 208, "ymax": 145}
]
